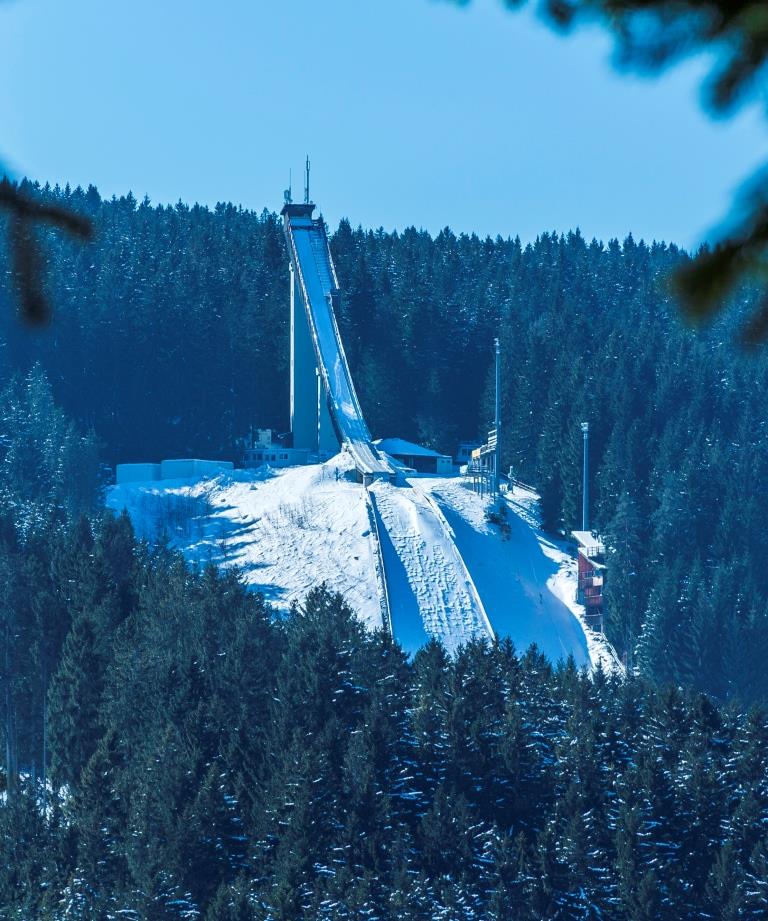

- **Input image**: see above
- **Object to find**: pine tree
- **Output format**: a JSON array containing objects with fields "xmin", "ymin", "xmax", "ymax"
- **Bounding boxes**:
[
  {"xmin": 47, "ymin": 612, "xmax": 104, "ymax": 789},
  {"xmin": 705, "ymin": 842, "xmax": 745, "ymax": 921},
  {"xmin": 205, "ymin": 876, "xmax": 255, "ymax": 921},
  {"xmin": 603, "ymin": 489, "xmax": 644, "ymax": 658},
  {"xmin": 71, "ymin": 729, "xmax": 129, "ymax": 909}
]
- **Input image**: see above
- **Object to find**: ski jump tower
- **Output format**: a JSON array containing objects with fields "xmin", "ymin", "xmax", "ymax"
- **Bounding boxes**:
[
  {"xmin": 280, "ymin": 166, "xmax": 394, "ymax": 483},
  {"xmin": 284, "ymin": 197, "xmax": 340, "ymax": 459}
]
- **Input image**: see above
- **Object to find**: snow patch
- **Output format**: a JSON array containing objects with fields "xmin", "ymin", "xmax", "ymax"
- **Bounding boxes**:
[
  {"xmin": 368, "ymin": 479, "xmax": 490, "ymax": 655},
  {"xmin": 107, "ymin": 454, "xmax": 383, "ymax": 631}
]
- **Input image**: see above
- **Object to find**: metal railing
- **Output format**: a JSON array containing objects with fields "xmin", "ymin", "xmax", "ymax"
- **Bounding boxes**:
[{"xmin": 364, "ymin": 488, "xmax": 394, "ymax": 636}]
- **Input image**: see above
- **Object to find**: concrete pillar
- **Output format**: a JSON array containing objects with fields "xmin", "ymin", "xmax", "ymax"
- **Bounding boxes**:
[
  {"xmin": 290, "ymin": 262, "xmax": 321, "ymax": 451},
  {"xmin": 317, "ymin": 369, "xmax": 339, "ymax": 457}
]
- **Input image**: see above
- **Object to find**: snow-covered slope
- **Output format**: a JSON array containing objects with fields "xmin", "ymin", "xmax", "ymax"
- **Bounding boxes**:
[
  {"xmin": 416, "ymin": 478, "xmax": 622, "ymax": 673},
  {"xmin": 108, "ymin": 454, "xmax": 384, "ymax": 631},
  {"xmin": 368, "ymin": 480, "xmax": 491, "ymax": 655},
  {"xmin": 107, "ymin": 455, "xmax": 620, "ymax": 672}
]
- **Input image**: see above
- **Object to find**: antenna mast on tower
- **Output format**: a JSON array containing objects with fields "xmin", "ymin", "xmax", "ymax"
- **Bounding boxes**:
[{"xmin": 304, "ymin": 156, "xmax": 311, "ymax": 204}]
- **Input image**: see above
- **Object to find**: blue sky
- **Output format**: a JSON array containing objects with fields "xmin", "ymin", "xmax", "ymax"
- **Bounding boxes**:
[{"xmin": 1, "ymin": 0, "xmax": 766, "ymax": 248}]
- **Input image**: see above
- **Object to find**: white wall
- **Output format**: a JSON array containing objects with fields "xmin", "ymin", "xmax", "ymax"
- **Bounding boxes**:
[
  {"xmin": 116, "ymin": 463, "xmax": 162, "ymax": 484},
  {"xmin": 160, "ymin": 459, "xmax": 234, "ymax": 479}
]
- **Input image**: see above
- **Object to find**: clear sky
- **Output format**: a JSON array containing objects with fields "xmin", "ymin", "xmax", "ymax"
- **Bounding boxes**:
[{"xmin": 1, "ymin": 0, "xmax": 766, "ymax": 248}]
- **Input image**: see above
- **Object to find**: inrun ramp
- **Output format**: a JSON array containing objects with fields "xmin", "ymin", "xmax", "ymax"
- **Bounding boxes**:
[{"xmin": 282, "ymin": 202, "xmax": 395, "ymax": 481}]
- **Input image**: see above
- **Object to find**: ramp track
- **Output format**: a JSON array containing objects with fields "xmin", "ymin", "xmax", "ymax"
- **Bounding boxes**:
[{"xmin": 283, "ymin": 206, "xmax": 394, "ymax": 480}]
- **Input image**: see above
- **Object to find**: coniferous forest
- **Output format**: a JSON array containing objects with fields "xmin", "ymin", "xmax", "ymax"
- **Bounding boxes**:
[
  {"xmin": 2, "ymin": 179, "xmax": 768, "ymax": 917},
  {"xmin": 3, "ymin": 513, "xmax": 768, "ymax": 920}
]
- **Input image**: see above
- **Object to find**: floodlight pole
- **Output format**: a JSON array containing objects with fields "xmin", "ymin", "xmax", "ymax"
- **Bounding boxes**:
[
  {"xmin": 581, "ymin": 421, "xmax": 589, "ymax": 531},
  {"xmin": 494, "ymin": 338, "xmax": 500, "ymax": 498}
]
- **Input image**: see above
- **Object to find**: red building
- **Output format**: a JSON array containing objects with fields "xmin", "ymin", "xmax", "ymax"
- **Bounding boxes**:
[{"xmin": 572, "ymin": 531, "xmax": 606, "ymax": 626}]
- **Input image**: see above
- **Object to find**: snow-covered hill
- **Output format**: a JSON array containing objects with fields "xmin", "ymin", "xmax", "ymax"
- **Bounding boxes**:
[
  {"xmin": 417, "ymin": 478, "xmax": 621, "ymax": 674},
  {"xmin": 107, "ymin": 453, "xmax": 622, "ymax": 673}
]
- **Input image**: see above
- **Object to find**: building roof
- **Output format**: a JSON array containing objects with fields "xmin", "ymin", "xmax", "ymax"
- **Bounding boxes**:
[
  {"xmin": 572, "ymin": 530, "xmax": 592, "ymax": 545},
  {"xmin": 572, "ymin": 530, "xmax": 606, "ymax": 558},
  {"xmin": 374, "ymin": 437, "xmax": 450, "ymax": 459}
]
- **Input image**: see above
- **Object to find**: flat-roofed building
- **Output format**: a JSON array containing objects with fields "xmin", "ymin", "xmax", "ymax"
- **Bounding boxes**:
[
  {"xmin": 374, "ymin": 438, "xmax": 453, "ymax": 475},
  {"xmin": 116, "ymin": 459, "xmax": 233, "ymax": 484}
]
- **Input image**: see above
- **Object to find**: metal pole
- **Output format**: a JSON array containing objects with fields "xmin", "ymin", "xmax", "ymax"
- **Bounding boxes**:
[
  {"xmin": 494, "ymin": 338, "xmax": 500, "ymax": 498},
  {"xmin": 581, "ymin": 421, "xmax": 589, "ymax": 531}
]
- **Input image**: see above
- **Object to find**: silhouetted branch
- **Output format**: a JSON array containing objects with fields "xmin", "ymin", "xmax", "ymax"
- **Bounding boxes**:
[
  {"xmin": 672, "ymin": 171, "xmax": 768, "ymax": 342},
  {"xmin": 0, "ymin": 178, "xmax": 93, "ymax": 325}
]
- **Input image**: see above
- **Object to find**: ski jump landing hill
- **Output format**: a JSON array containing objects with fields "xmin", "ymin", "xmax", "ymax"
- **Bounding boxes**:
[{"xmin": 281, "ymin": 199, "xmax": 493, "ymax": 647}]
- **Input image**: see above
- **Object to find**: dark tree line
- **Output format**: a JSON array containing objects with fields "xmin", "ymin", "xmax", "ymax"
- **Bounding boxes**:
[
  {"xmin": 2, "ymin": 179, "xmax": 768, "ymax": 703},
  {"xmin": 0, "ymin": 367, "xmax": 101, "ymax": 800},
  {"xmin": 0, "ymin": 180, "xmax": 289, "ymax": 464}
]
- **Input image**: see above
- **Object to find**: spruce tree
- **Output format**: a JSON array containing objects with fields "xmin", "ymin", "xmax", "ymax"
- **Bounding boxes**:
[{"xmin": 47, "ymin": 612, "xmax": 104, "ymax": 789}]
